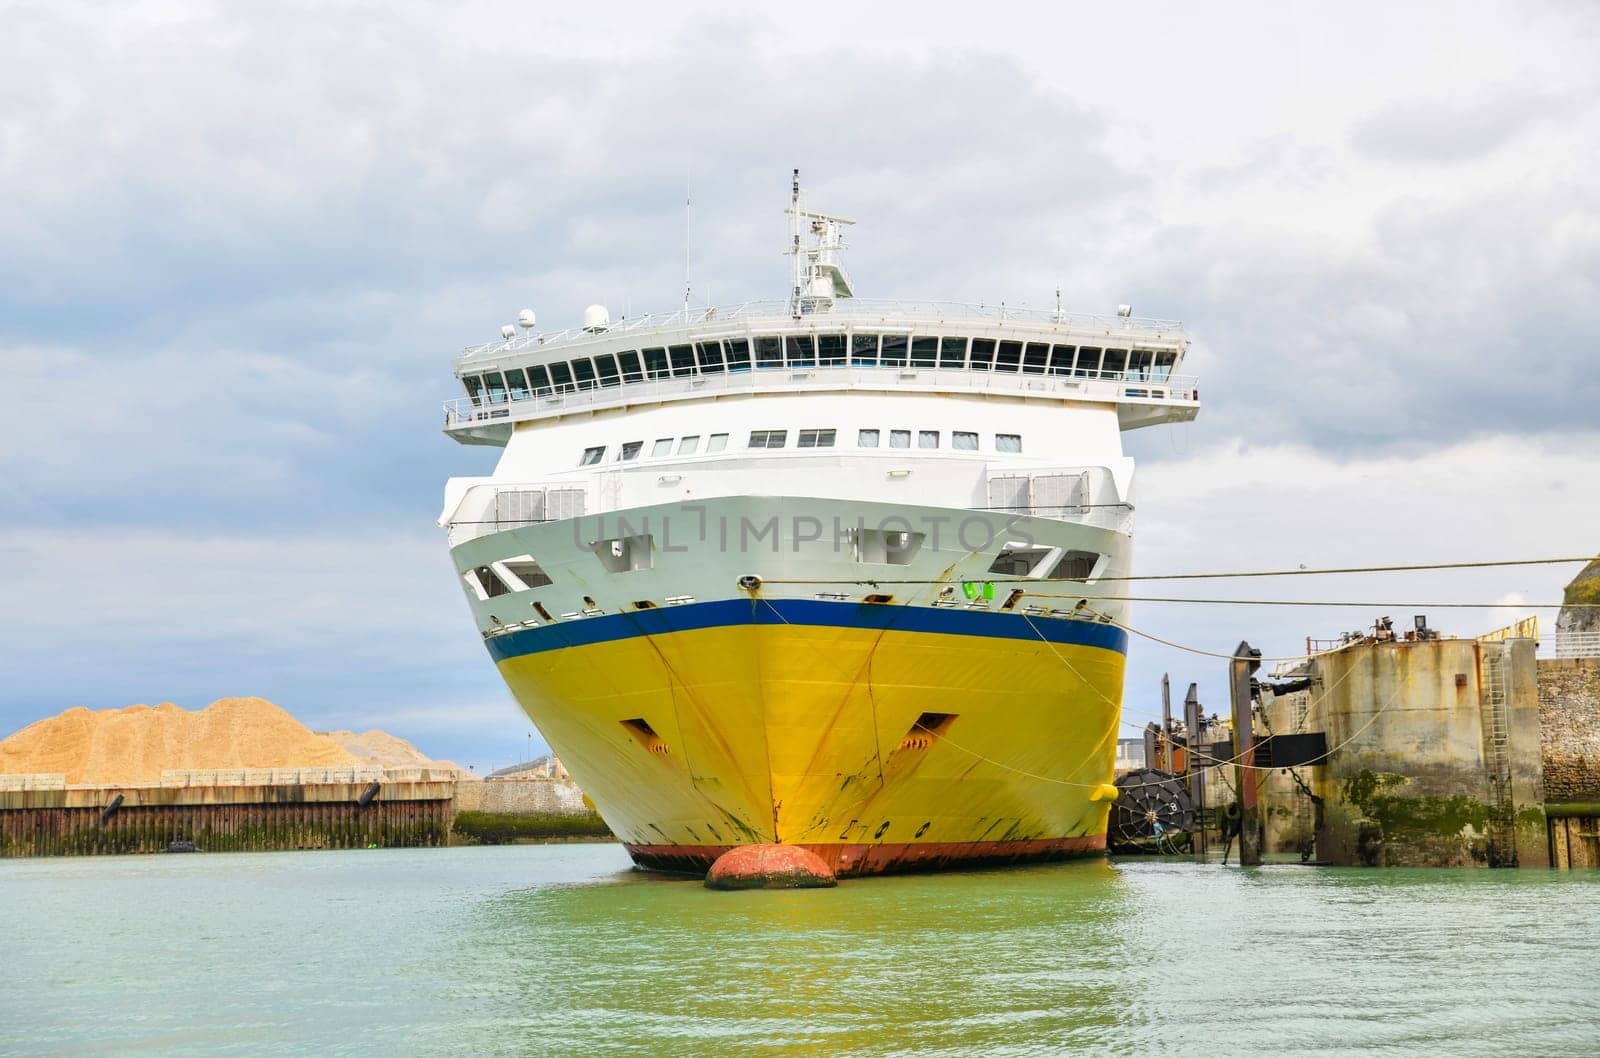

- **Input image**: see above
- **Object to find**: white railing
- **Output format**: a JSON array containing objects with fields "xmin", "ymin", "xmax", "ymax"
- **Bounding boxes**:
[
  {"xmin": 1551, "ymin": 630, "xmax": 1600, "ymax": 659},
  {"xmin": 443, "ymin": 365, "xmax": 1200, "ymax": 431},
  {"xmin": 459, "ymin": 298, "xmax": 1185, "ymax": 361}
]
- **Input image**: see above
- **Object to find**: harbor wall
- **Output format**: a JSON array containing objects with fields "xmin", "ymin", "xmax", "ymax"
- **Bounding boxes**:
[
  {"xmin": 1537, "ymin": 658, "xmax": 1600, "ymax": 804},
  {"xmin": 450, "ymin": 775, "xmax": 589, "ymax": 815},
  {"xmin": 1260, "ymin": 638, "xmax": 1548, "ymax": 868},
  {"xmin": 0, "ymin": 777, "xmax": 454, "ymax": 857}
]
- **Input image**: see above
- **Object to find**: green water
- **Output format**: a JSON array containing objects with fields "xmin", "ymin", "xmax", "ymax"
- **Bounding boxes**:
[{"xmin": 4, "ymin": 845, "xmax": 1598, "ymax": 1056}]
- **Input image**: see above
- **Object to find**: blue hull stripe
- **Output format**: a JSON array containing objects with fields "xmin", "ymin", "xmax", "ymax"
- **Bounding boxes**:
[{"xmin": 485, "ymin": 597, "xmax": 1128, "ymax": 663}]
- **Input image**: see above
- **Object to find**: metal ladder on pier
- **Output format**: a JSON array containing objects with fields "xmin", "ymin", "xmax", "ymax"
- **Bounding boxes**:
[{"xmin": 1479, "ymin": 643, "xmax": 1517, "ymax": 867}]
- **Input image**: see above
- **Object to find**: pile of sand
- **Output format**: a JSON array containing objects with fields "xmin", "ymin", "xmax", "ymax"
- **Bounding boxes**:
[
  {"xmin": 319, "ymin": 728, "xmax": 465, "ymax": 775},
  {"xmin": 0, "ymin": 697, "xmax": 364, "ymax": 785}
]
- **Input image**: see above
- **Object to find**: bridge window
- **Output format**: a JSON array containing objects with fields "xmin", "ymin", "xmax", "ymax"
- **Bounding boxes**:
[
  {"xmin": 462, "ymin": 376, "xmax": 483, "ymax": 405},
  {"xmin": 1023, "ymin": 343, "xmax": 1049, "ymax": 374},
  {"xmin": 651, "ymin": 438, "xmax": 674, "ymax": 457},
  {"xmin": 1048, "ymin": 345, "xmax": 1076, "ymax": 375},
  {"xmin": 797, "ymin": 428, "xmax": 836, "ymax": 448},
  {"xmin": 940, "ymin": 337, "xmax": 968, "ymax": 367},
  {"xmin": 880, "ymin": 334, "xmax": 909, "ymax": 367},
  {"xmin": 697, "ymin": 341, "xmax": 725, "ymax": 373},
  {"xmin": 571, "ymin": 359, "xmax": 597, "ymax": 389},
  {"xmin": 755, "ymin": 336, "xmax": 783, "ymax": 368},
  {"xmin": 669, "ymin": 345, "xmax": 696, "ymax": 377},
  {"xmin": 749, "ymin": 430, "xmax": 787, "ymax": 449},
  {"xmin": 579, "ymin": 446, "xmax": 606, "ymax": 466},
  {"xmin": 725, "ymin": 339, "xmax": 752, "ymax": 370},
  {"xmin": 547, "ymin": 362, "xmax": 573, "ymax": 391},
  {"xmin": 996, "ymin": 433, "xmax": 1022, "ymax": 453},
  {"xmin": 619, "ymin": 441, "xmax": 642, "ymax": 461},
  {"xmin": 851, "ymin": 334, "xmax": 879, "ymax": 365},
  {"xmin": 1077, "ymin": 347, "xmax": 1103, "ymax": 376},
  {"xmin": 785, "ymin": 335, "xmax": 816, "ymax": 366},
  {"xmin": 678, "ymin": 435, "xmax": 700, "ymax": 455},
  {"xmin": 953, "ymin": 431, "xmax": 978, "ymax": 451},
  {"xmin": 995, "ymin": 341, "xmax": 1022, "ymax": 372},
  {"xmin": 969, "ymin": 338, "xmax": 995, "ymax": 370},
  {"xmin": 594, "ymin": 355, "xmax": 620, "ymax": 386},
  {"xmin": 858, "ymin": 428, "xmax": 880, "ymax": 448},
  {"xmin": 706, "ymin": 433, "xmax": 729, "ymax": 453},
  {"xmin": 1128, "ymin": 349, "xmax": 1154, "ymax": 380},
  {"xmin": 484, "ymin": 372, "xmax": 508, "ymax": 403},
  {"xmin": 1153, "ymin": 351, "xmax": 1177, "ymax": 382},
  {"xmin": 818, "ymin": 334, "xmax": 846, "ymax": 365},
  {"xmin": 1102, "ymin": 348, "xmax": 1128, "ymax": 377},
  {"xmin": 910, "ymin": 337, "xmax": 938, "ymax": 367},
  {"xmin": 642, "ymin": 347, "xmax": 669, "ymax": 379},
  {"xmin": 918, "ymin": 430, "xmax": 939, "ymax": 449},
  {"xmin": 505, "ymin": 369, "xmax": 529, "ymax": 400},
  {"xmin": 527, "ymin": 365, "xmax": 551, "ymax": 394},
  {"xmin": 618, "ymin": 351, "xmax": 644, "ymax": 383},
  {"xmin": 889, "ymin": 429, "xmax": 911, "ymax": 449}
]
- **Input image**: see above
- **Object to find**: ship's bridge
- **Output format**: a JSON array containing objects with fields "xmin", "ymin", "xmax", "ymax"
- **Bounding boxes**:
[{"xmin": 442, "ymin": 298, "xmax": 1198, "ymax": 447}]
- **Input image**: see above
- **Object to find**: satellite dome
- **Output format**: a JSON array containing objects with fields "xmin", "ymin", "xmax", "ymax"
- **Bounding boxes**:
[
  {"xmin": 582, "ymin": 304, "xmax": 611, "ymax": 332},
  {"xmin": 517, "ymin": 309, "xmax": 537, "ymax": 329},
  {"xmin": 500, "ymin": 324, "xmax": 516, "ymax": 340}
]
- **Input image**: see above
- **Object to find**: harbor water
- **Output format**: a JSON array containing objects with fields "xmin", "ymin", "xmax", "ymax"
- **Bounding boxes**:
[{"xmin": 4, "ymin": 844, "xmax": 1598, "ymax": 1057}]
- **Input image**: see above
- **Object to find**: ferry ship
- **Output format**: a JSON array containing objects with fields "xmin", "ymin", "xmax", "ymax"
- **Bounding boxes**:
[{"xmin": 438, "ymin": 174, "xmax": 1199, "ymax": 875}]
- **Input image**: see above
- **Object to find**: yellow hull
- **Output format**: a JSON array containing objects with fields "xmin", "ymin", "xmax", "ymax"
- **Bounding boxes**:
[{"xmin": 490, "ymin": 599, "xmax": 1126, "ymax": 876}]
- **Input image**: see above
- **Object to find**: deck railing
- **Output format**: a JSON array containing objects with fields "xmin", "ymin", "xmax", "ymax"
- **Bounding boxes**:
[
  {"xmin": 460, "ymin": 298, "xmax": 1185, "ymax": 360},
  {"xmin": 443, "ymin": 364, "xmax": 1200, "ymax": 431}
]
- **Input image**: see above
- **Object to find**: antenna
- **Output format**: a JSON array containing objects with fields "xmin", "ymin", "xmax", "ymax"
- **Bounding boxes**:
[{"xmin": 684, "ymin": 163, "xmax": 692, "ymax": 316}]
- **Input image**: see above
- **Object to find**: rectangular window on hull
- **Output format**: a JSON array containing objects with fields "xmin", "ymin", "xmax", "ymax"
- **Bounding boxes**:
[
  {"xmin": 669, "ymin": 345, "xmax": 696, "ymax": 377},
  {"xmin": 570, "ymin": 359, "xmax": 597, "ymax": 388},
  {"xmin": 618, "ymin": 351, "xmax": 644, "ymax": 383},
  {"xmin": 969, "ymin": 338, "xmax": 996, "ymax": 370},
  {"xmin": 642, "ymin": 348, "xmax": 669, "ymax": 379},
  {"xmin": 1023, "ymin": 343, "xmax": 1049, "ymax": 374},
  {"xmin": 909, "ymin": 337, "xmax": 938, "ymax": 368},
  {"xmin": 996, "ymin": 433, "xmax": 1022, "ymax": 453},
  {"xmin": 797, "ymin": 428, "xmax": 836, "ymax": 448},
  {"xmin": 594, "ymin": 355, "xmax": 620, "ymax": 386},
  {"xmin": 1077, "ymin": 347, "xmax": 1103, "ymax": 377},
  {"xmin": 678, "ymin": 435, "xmax": 700, "ymax": 455},
  {"xmin": 505, "ymin": 368, "xmax": 529, "ymax": 400},
  {"xmin": 785, "ymin": 335, "xmax": 816, "ymax": 366},
  {"xmin": 1102, "ymin": 348, "xmax": 1128, "ymax": 377},
  {"xmin": 889, "ymin": 429, "xmax": 911, "ymax": 449},
  {"xmin": 1048, "ymin": 345, "xmax": 1076, "ymax": 375},
  {"xmin": 994, "ymin": 341, "xmax": 1022, "ymax": 372},
  {"xmin": 858, "ymin": 428, "xmax": 880, "ymax": 448},
  {"xmin": 880, "ymin": 334, "xmax": 909, "ymax": 367},
  {"xmin": 851, "ymin": 334, "xmax": 880, "ymax": 366},
  {"xmin": 547, "ymin": 363, "xmax": 573, "ymax": 390},
  {"xmin": 706, "ymin": 433, "xmax": 729, "ymax": 452},
  {"xmin": 619, "ymin": 441, "xmax": 643, "ymax": 461},
  {"xmin": 579, "ymin": 446, "xmax": 605, "ymax": 466},
  {"xmin": 918, "ymin": 430, "xmax": 939, "ymax": 449},
  {"xmin": 651, "ymin": 438, "xmax": 673, "ymax": 457},
  {"xmin": 697, "ymin": 341, "xmax": 725, "ymax": 372},
  {"xmin": 755, "ymin": 336, "xmax": 783, "ymax": 368},
  {"xmin": 939, "ymin": 337, "xmax": 968, "ymax": 367},
  {"xmin": 725, "ymin": 339, "xmax": 752, "ymax": 370},
  {"xmin": 527, "ymin": 365, "xmax": 552, "ymax": 394},
  {"xmin": 749, "ymin": 430, "xmax": 787, "ymax": 449},
  {"xmin": 818, "ymin": 334, "xmax": 846, "ymax": 365},
  {"xmin": 953, "ymin": 431, "xmax": 978, "ymax": 450}
]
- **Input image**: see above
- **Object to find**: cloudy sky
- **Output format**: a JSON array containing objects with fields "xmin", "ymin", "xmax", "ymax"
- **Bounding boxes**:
[{"xmin": 3, "ymin": 1, "xmax": 1597, "ymax": 768}]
